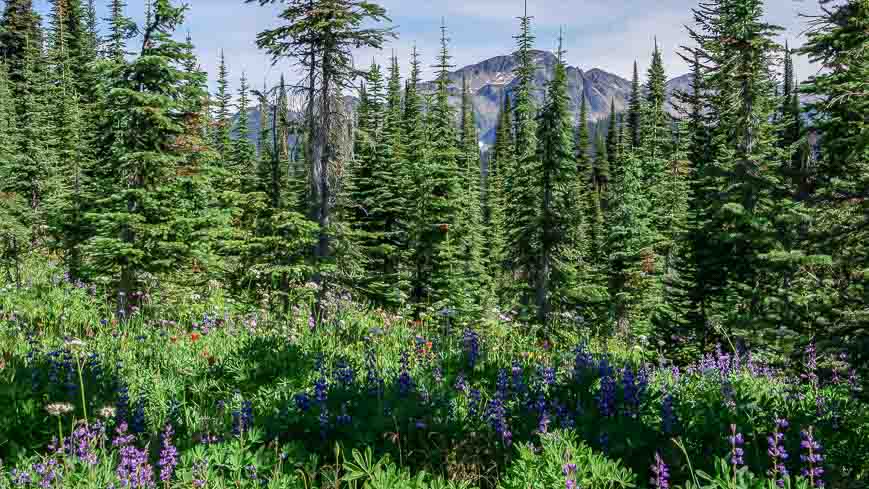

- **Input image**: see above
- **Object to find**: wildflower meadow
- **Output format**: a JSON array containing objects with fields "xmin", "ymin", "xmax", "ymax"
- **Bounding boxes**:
[{"xmin": 0, "ymin": 261, "xmax": 867, "ymax": 489}]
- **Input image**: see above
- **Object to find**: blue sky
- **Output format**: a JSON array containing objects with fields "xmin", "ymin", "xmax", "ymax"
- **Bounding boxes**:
[{"xmin": 32, "ymin": 0, "xmax": 824, "ymax": 95}]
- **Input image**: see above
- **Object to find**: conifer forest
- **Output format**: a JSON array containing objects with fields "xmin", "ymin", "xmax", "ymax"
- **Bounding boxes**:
[{"xmin": 1, "ymin": 0, "xmax": 868, "ymax": 487}]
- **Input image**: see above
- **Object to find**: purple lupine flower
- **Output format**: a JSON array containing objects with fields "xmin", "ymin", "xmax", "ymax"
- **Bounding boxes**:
[
  {"xmin": 554, "ymin": 400, "xmax": 575, "ymax": 429},
  {"xmin": 397, "ymin": 351, "xmax": 414, "ymax": 398},
  {"xmin": 10, "ymin": 468, "xmax": 32, "ymax": 486},
  {"xmin": 463, "ymin": 330, "xmax": 479, "ymax": 370},
  {"xmin": 158, "ymin": 424, "xmax": 178, "ymax": 482},
  {"xmin": 130, "ymin": 398, "xmax": 147, "ymax": 434},
  {"xmin": 496, "ymin": 369, "xmax": 509, "ymax": 400},
  {"xmin": 563, "ymin": 462, "xmax": 577, "ymax": 489},
  {"xmin": 308, "ymin": 315, "xmax": 316, "ymax": 331},
  {"xmin": 800, "ymin": 427, "xmax": 824, "ymax": 488},
  {"xmin": 468, "ymin": 389, "xmax": 481, "ymax": 418},
  {"xmin": 192, "ymin": 459, "xmax": 208, "ymax": 488},
  {"xmin": 767, "ymin": 418, "xmax": 790, "ymax": 488},
  {"xmin": 622, "ymin": 365, "xmax": 639, "ymax": 418},
  {"xmin": 114, "ymin": 422, "xmax": 155, "ymax": 488},
  {"xmin": 597, "ymin": 359, "xmax": 616, "ymax": 417},
  {"xmin": 67, "ymin": 421, "xmax": 103, "ymax": 465},
  {"xmin": 661, "ymin": 392, "xmax": 677, "ymax": 434},
  {"xmin": 333, "ymin": 359, "xmax": 355, "ymax": 388},
  {"xmin": 454, "ymin": 373, "xmax": 467, "ymax": 393},
  {"xmin": 537, "ymin": 411, "xmax": 551, "ymax": 434},
  {"xmin": 541, "ymin": 365, "xmax": 556, "ymax": 387},
  {"xmin": 365, "ymin": 349, "xmax": 384, "ymax": 398},
  {"xmin": 241, "ymin": 401, "xmax": 253, "ymax": 432},
  {"xmin": 803, "ymin": 342, "xmax": 819, "ymax": 390},
  {"xmin": 573, "ymin": 343, "xmax": 593, "ymax": 380},
  {"xmin": 32, "ymin": 459, "xmax": 60, "ymax": 489},
  {"xmin": 651, "ymin": 452, "xmax": 670, "ymax": 489},
  {"xmin": 512, "ymin": 362, "xmax": 526, "ymax": 394},
  {"xmin": 729, "ymin": 424, "xmax": 745, "ymax": 468},
  {"xmin": 314, "ymin": 374, "xmax": 329, "ymax": 404},
  {"xmin": 485, "ymin": 397, "xmax": 510, "ymax": 446}
]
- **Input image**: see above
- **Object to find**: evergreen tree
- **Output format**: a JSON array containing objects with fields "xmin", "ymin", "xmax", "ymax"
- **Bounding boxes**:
[
  {"xmin": 593, "ymin": 131, "xmax": 609, "ymax": 192},
  {"xmin": 607, "ymin": 148, "xmax": 655, "ymax": 339},
  {"xmin": 799, "ymin": 0, "xmax": 869, "ymax": 363},
  {"xmin": 104, "ymin": 0, "xmax": 135, "ymax": 61},
  {"xmin": 576, "ymin": 95, "xmax": 591, "ymax": 179},
  {"xmin": 377, "ymin": 53, "xmax": 409, "ymax": 306},
  {"xmin": 214, "ymin": 49, "xmax": 233, "ymax": 159},
  {"xmin": 627, "ymin": 60, "xmax": 642, "ymax": 149},
  {"xmin": 0, "ymin": 0, "xmax": 42, "ymax": 97},
  {"xmin": 86, "ymin": 0, "xmax": 210, "ymax": 310},
  {"xmin": 682, "ymin": 0, "xmax": 803, "ymax": 345},
  {"xmin": 234, "ymin": 72, "xmax": 257, "ymax": 191},
  {"xmin": 425, "ymin": 21, "xmax": 462, "ymax": 313},
  {"xmin": 605, "ymin": 98, "xmax": 619, "ymax": 184},
  {"xmin": 247, "ymin": 0, "xmax": 395, "ymax": 296},
  {"xmin": 645, "ymin": 38, "xmax": 671, "ymax": 159},
  {"xmin": 505, "ymin": 1, "xmax": 540, "ymax": 312},
  {"xmin": 534, "ymin": 35, "xmax": 578, "ymax": 323},
  {"xmin": 455, "ymin": 74, "xmax": 487, "ymax": 319},
  {"xmin": 0, "ymin": 60, "xmax": 31, "ymax": 287},
  {"xmin": 485, "ymin": 93, "xmax": 512, "ymax": 303}
]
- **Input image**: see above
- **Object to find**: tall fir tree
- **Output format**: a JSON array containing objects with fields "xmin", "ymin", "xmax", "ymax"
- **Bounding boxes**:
[
  {"xmin": 455, "ymin": 74, "xmax": 487, "ymax": 320},
  {"xmin": 0, "ymin": 0, "xmax": 42, "ymax": 99},
  {"xmin": 234, "ymin": 72, "xmax": 257, "ymax": 192},
  {"xmin": 605, "ymin": 98, "xmax": 619, "ymax": 185},
  {"xmin": 533, "ymin": 34, "xmax": 578, "ymax": 323},
  {"xmin": 104, "ymin": 0, "xmax": 135, "ymax": 62},
  {"xmin": 86, "ymin": 0, "xmax": 211, "ymax": 310},
  {"xmin": 645, "ymin": 38, "xmax": 671, "ymax": 159},
  {"xmin": 0, "ymin": 60, "xmax": 32, "ymax": 286},
  {"xmin": 627, "ymin": 60, "xmax": 642, "ymax": 149},
  {"xmin": 425, "ymin": 21, "xmax": 462, "ymax": 313},
  {"xmin": 214, "ymin": 49, "xmax": 233, "ymax": 159},
  {"xmin": 485, "ymin": 93, "xmax": 512, "ymax": 303},
  {"xmin": 682, "ymin": 0, "xmax": 805, "ymax": 345},
  {"xmin": 799, "ymin": 0, "xmax": 869, "ymax": 364},
  {"xmin": 505, "ymin": 1, "xmax": 540, "ymax": 312}
]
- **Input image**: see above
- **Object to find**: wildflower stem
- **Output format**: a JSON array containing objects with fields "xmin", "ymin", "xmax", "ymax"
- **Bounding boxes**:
[{"xmin": 76, "ymin": 355, "xmax": 88, "ymax": 426}]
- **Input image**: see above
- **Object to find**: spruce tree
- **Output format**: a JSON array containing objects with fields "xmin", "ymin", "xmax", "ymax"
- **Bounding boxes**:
[
  {"xmin": 214, "ymin": 49, "xmax": 233, "ymax": 159},
  {"xmin": 425, "ymin": 21, "xmax": 462, "ymax": 313},
  {"xmin": 86, "ymin": 0, "xmax": 210, "ymax": 310},
  {"xmin": 0, "ymin": 60, "xmax": 31, "ymax": 286},
  {"xmin": 377, "ymin": 53, "xmax": 409, "ymax": 306},
  {"xmin": 534, "ymin": 35, "xmax": 578, "ymax": 323},
  {"xmin": 627, "ymin": 60, "xmax": 642, "ymax": 149},
  {"xmin": 605, "ymin": 98, "xmax": 619, "ymax": 184},
  {"xmin": 455, "ymin": 74, "xmax": 487, "ymax": 319},
  {"xmin": 486, "ymin": 93, "xmax": 512, "ymax": 303},
  {"xmin": 234, "ymin": 72, "xmax": 257, "ymax": 192},
  {"xmin": 593, "ymin": 131, "xmax": 609, "ymax": 192},
  {"xmin": 505, "ymin": 2, "xmax": 540, "ymax": 312},
  {"xmin": 682, "ymin": 0, "xmax": 803, "ymax": 344},
  {"xmin": 0, "ymin": 0, "xmax": 42, "ymax": 97},
  {"xmin": 606, "ymin": 148, "xmax": 655, "ymax": 339},
  {"xmin": 104, "ymin": 0, "xmax": 135, "ymax": 62},
  {"xmin": 799, "ymin": 0, "xmax": 869, "ymax": 362},
  {"xmin": 645, "ymin": 39, "xmax": 671, "ymax": 159}
]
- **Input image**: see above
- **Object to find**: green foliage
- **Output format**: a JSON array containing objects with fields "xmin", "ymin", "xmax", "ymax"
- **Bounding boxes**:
[{"xmin": 500, "ymin": 431, "xmax": 636, "ymax": 489}]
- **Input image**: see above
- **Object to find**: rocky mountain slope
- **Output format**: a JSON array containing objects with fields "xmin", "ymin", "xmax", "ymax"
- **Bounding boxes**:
[{"xmin": 236, "ymin": 49, "xmax": 695, "ymax": 147}]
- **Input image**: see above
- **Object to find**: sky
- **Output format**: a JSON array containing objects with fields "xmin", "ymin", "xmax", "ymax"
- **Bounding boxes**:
[{"xmin": 32, "ymin": 0, "xmax": 826, "ymax": 96}]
